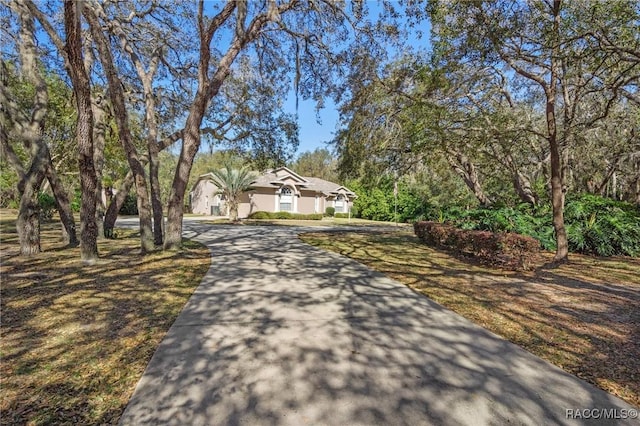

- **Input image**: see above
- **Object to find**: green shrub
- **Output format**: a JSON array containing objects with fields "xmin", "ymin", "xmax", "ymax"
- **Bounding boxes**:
[
  {"xmin": 334, "ymin": 213, "xmax": 350, "ymax": 218},
  {"xmin": 0, "ymin": 168, "xmax": 19, "ymax": 208},
  {"xmin": 294, "ymin": 213, "xmax": 323, "ymax": 220},
  {"xmin": 325, "ymin": 206, "xmax": 335, "ymax": 217},
  {"xmin": 414, "ymin": 221, "xmax": 540, "ymax": 270},
  {"xmin": 423, "ymin": 194, "xmax": 639, "ymax": 257},
  {"xmin": 358, "ymin": 187, "xmax": 393, "ymax": 221},
  {"xmin": 247, "ymin": 211, "xmax": 323, "ymax": 220},
  {"xmin": 348, "ymin": 178, "xmax": 428, "ymax": 223},
  {"xmin": 248, "ymin": 211, "xmax": 271, "ymax": 219},
  {"xmin": 564, "ymin": 195, "xmax": 640, "ymax": 257},
  {"xmin": 119, "ymin": 194, "xmax": 138, "ymax": 215},
  {"xmin": 38, "ymin": 192, "xmax": 57, "ymax": 222},
  {"xmin": 71, "ymin": 190, "xmax": 81, "ymax": 212}
]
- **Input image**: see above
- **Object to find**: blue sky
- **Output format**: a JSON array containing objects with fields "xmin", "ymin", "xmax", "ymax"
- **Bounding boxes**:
[
  {"xmin": 285, "ymin": 95, "xmax": 340, "ymax": 155},
  {"xmin": 199, "ymin": 1, "xmax": 432, "ymax": 159},
  {"xmin": 286, "ymin": 4, "xmax": 432, "ymax": 157}
]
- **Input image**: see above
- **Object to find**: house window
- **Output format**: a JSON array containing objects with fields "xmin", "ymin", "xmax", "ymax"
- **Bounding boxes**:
[
  {"xmin": 335, "ymin": 194, "xmax": 345, "ymax": 213},
  {"xmin": 280, "ymin": 187, "xmax": 293, "ymax": 211}
]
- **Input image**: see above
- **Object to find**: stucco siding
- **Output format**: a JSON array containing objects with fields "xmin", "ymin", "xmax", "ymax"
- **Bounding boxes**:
[
  {"xmin": 297, "ymin": 191, "xmax": 317, "ymax": 214},
  {"xmin": 238, "ymin": 188, "xmax": 276, "ymax": 218},
  {"xmin": 191, "ymin": 180, "xmax": 218, "ymax": 215}
]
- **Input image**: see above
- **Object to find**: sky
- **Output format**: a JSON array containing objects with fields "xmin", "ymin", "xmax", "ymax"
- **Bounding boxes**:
[
  {"xmin": 285, "ymin": 4, "xmax": 432, "ymax": 157},
  {"xmin": 285, "ymin": 95, "xmax": 340, "ymax": 156},
  {"xmin": 194, "ymin": 1, "xmax": 432, "ymax": 159}
]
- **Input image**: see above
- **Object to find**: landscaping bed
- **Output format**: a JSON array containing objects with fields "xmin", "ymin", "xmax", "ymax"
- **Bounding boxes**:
[{"xmin": 413, "ymin": 221, "xmax": 541, "ymax": 270}]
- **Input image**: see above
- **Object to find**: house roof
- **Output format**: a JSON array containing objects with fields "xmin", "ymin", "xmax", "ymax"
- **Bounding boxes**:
[{"xmin": 303, "ymin": 178, "xmax": 356, "ymax": 197}]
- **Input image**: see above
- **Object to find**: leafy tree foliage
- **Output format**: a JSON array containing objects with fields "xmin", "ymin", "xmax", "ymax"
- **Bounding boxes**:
[
  {"xmin": 427, "ymin": 0, "xmax": 639, "ymax": 262},
  {"xmin": 208, "ymin": 56, "xmax": 300, "ymax": 170},
  {"xmin": 334, "ymin": 0, "xmax": 639, "ymax": 262},
  {"xmin": 290, "ymin": 148, "xmax": 338, "ymax": 182},
  {"xmin": 208, "ymin": 164, "xmax": 257, "ymax": 222},
  {"xmin": 348, "ymin": 176, "xmax": 426, "ymax": 223},
  {"xmin": 1, "ymin": 4, "xmax": 78, "ymax": 255}
]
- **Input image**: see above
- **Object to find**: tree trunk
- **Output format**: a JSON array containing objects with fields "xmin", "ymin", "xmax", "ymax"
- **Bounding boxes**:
[
  {"xmin": 17, "ymin": 172, "xmax": 45, "ymax": 256},
  {"xmin": 149, "ymin": 141, "xmax": 164, "ymax": 245},
  {"xmin": 548, "ymin": 0, "xmax": 568, "ymax": 263},
  {"xmin": 549, "ymin": 137, "xmax": 568, "ymax": 262},
  {"xmin": 448, "ymin": 151, "xmax": 493, "ymax": 207},
  {"xmin": 103, "ymin": 175, "xmax": 131, "ymax": 238},
  {"xmin": 17, "ymin": 194, "xmax": 41, "ymax": 255},
  {"xmin": 165, "ymin": 94, "xmax": 209, "ymax": 250},
  {"xmin": 92, "ymin": 94, "xmax": 108, "ymax": 240},
  {"xmin": 45, "ymin": 163, "xmax": 78, "ymax": 246},
  {"xmin": 5, "ymin": 1, "xmax": 46, "ymax": 255},
  {"xmin": 64, "ymin": 0, "xmax": 99, "ymax": 263},
  {"xmin": 85, "ymin": 7, "xmax": 153, "ymax": 253},
  {"xmin": 229, "ymin": 199, "xmax": 239, "ymax": 222},
  {"xmin": 104, "ymin": 131, "xmax": 183, "ymax": 238},
  {"xmin": 503, "ymin": 154, "xmax": 537, "ymax": 205},
  {"xmin": 134, "ymin": 174, "xmax": 154, "ymax": 253},
  {"xmin": 512, "ymin": 170, "xmax": 537, "ymax": 206},
  {"xmin": 165, "ymin": 120, "xmax": 201, "ymax": 249}
]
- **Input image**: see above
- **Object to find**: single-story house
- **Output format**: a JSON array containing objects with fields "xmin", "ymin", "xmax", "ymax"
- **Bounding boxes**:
[{"xmin": 189, "ymin": 166, "xmax": 357, "ymax": 218}]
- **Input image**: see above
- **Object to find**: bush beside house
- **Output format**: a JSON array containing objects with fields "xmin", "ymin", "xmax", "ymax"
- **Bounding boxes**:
[{"xmin": 248, "ymin": 211, "xmax": 323, "ymax": 220}]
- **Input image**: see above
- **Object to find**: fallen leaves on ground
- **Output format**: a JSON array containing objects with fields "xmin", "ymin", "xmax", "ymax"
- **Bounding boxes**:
[{"xmin": 0, "ymin": 216, "xmax": 210, "ymax": 425}]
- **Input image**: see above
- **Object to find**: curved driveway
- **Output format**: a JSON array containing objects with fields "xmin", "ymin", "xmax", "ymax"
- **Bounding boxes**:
[{"xmin": 119, "ymin": 221, "xmax": 637, "ymax": 425}]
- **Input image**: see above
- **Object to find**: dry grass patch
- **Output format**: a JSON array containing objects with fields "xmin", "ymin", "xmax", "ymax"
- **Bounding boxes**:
[
  {"xmin": 0, "ymin": 215, "xmax": 211, "ymax": 425},
  {"xmin": 299, "ymin": 230, "xmax": 640, "ymax": 408}
]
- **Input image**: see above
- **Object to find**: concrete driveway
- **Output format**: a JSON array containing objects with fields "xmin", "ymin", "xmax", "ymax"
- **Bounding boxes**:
[{"xmin": 119, "ymin": 222, "xmax": 637, "ymax": 425}]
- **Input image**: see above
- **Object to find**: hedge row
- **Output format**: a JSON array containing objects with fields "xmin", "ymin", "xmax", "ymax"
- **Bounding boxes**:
[
  {"xmin": 247, "ymin": 211, "xmax": 323, "ymax": 220},
  {"xmin": 414, "ymin": 221, "xmax": 540, "ymax": 270},
  {"xmin": 334, "ymin": 213, "xmax": 350, "ymax": 218},
  {"xmin": 414, "ymin": 195, "xmax": 640, "ymax": 257}
]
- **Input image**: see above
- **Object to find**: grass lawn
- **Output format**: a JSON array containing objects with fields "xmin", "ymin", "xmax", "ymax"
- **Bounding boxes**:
[
  {"xmin": 0, "ymin": 212, "xmax": 211, "ymax": 424},
  {"xmin": 299, "ymin": 229, "xmax": 640, "ymax": 408}
]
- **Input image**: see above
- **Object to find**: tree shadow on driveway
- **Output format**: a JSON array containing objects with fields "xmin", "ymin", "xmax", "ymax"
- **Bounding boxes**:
[{"xmin": 120, "ymin": 225, "xmax": 637, "ymax": 425}]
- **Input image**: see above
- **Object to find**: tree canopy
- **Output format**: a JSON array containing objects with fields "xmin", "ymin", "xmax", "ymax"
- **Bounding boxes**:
[{"xmin": 2, "ymin": 0, "xmax": 638, "ymax": 263}]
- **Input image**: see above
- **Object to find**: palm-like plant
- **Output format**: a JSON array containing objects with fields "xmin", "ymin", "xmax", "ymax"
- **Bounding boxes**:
[{"xmin": 209, "ymin": 164, "xmax": 257, "ymax": 221}]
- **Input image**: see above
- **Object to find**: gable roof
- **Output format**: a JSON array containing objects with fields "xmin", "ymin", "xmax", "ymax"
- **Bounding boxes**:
[
  {"xmin": 271, "ymin": 166, "xmax": 308, "ymax": 183},
  {"xmin": 303, "ymin": 178, "xmax": 356, "ymax": 197},
  {"xmin": 191, "ymin": 172, "xmax": 216, "ymax": 191}
]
